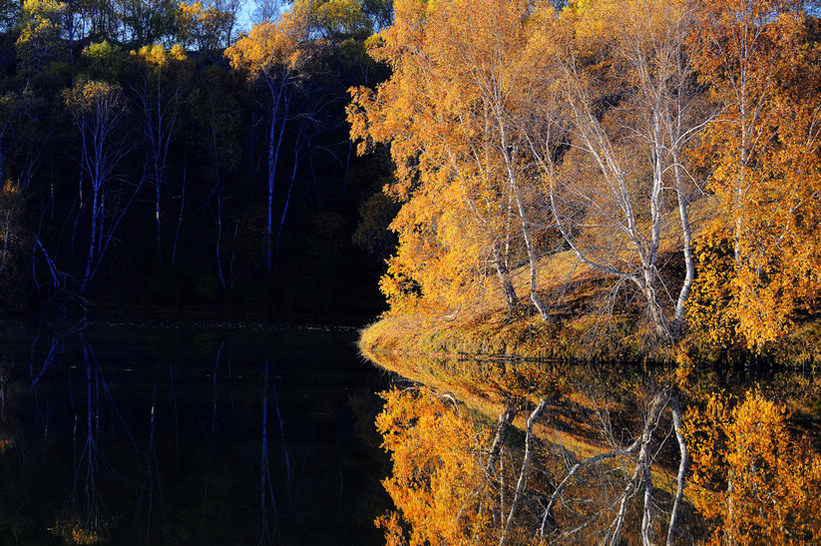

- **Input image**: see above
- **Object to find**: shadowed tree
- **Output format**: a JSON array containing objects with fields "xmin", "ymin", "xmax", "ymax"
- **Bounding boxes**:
[
  {"xmin": 64, "ymin": 79, "xmax": 140, "ymax": 291},
  {"xmin": 128, "ymin": 43, "xmax": 190, "ymax": 260},
  {"xmin": 225, "ymin": 8, "xmax": 311, "ymax": 272}
]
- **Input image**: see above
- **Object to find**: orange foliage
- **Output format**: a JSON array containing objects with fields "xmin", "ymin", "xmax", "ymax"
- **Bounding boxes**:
[
  {"xmin": 688, "ymin": 0, "xmax": 821, "ymax": 348},
  {"xmin": 348, "ymin": 0, "xmax": 545, "ymax": 316},
  {"xmin": 224, "ymin": 10, "xmax": 309, "ymax": 80},
  {"xmin": 684, "ymin": 391, "xmax": 821, "ymax": 543},
  {"xmin": 374, "ymin": 388, "xmax": 496, "ymax": 545},
  {"xmin": 350, "ymin": 0, "xmax": 821, "ymax": 347},
  {"xmin": 686, "ymin": 223, "xmax": 743, "ymax": 351}
]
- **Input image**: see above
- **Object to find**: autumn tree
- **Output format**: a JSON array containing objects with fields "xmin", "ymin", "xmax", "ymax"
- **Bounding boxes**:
[
  {"xmin": 687, "ymin": 0, "xmax": 821, "ymax": 348},
  {"xmin": 15, "ymin": 0, "xmax": 68, "ymax": 78},
  {"xmin": 348, "ymin": 0, "xmax": 553, "ymax": 318},
  {"xmin": 374, "ymin": 387, "xmax": 497, "ymax": 545},
  {"xmin": 525, "ymin": 0, "xmax": 710, "ymax": 341},
  {"xmin": 127, "ymin": 43, "xmax": 190, "ymax": 258}
]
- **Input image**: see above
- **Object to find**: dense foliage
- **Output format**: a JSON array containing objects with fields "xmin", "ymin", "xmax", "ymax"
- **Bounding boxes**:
[{"xmin": 350, "ymin": 0, "xmax": 821, "ymax": 351}]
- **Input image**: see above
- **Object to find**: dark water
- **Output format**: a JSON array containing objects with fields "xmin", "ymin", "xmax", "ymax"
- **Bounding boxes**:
[{"xmin": 0, "ymin": 320, "xmax": 392, "ymax": 545}]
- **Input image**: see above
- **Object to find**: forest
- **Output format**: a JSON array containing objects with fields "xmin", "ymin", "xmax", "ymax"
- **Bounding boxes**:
[
  {"xmin": 352, "ymin": 0, "xmax": 821, "ymax": 361},
  {"xmin": 2, "ymin": 0, "xmax": 818, "ymax": 353},
  {"xmin": 348, "ymin": 0, "xmax": 821, "ymax": 543},
  {"xmin": 0, "ymin": 0, "xmax": 395, "ymax": 319},
  {"xmin": 2, "ymin": 0, "xmax": 821, "ymax": 543}
]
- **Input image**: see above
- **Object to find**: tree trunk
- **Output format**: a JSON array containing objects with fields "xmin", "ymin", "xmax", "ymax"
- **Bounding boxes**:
[
  {"xmin": 642, "ymin": 267, "xmax": 672, "ymax": 343},
  {"xmin": 673, "ymin": 158, "xmax": 695, "ymax": 335},
  {"xmin": 82, "ymin": 184, "xmax": 100, "ymax": 292},
  {"xmin": 487, "ymin": 401, "xmax": 517, "ymax": 474},
  {"xmin": 492, "ymin": 244, "xmax": 520, "ymax": 313},
  {"xmin": 500, "ymin": 130, "xmax": 548, "ymax": 320},
  {"xmin": 666, "ymin": 394, "xmax": 689, "ymax": 546},
  {"xmin": 499, "ymin": 399, "xmax": 546, "ymax": 546},
  {"xmin": 265, "ymin": 77, "xmax": 290, "ymax": 272}
]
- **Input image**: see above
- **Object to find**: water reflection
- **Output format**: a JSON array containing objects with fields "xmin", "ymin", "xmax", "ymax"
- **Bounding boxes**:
[
  {"xmin": 0, "ymin": 320, "xmax": 390, "ymax": 544},
  {"xmin": 370, "ymin": 355, "xmax": 821, "ymax": 545}
]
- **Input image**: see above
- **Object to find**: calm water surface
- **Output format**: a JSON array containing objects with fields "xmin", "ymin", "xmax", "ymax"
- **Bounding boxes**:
[{"xmin": 0, "ymin": 320, "xmax": 392, "ymax": 545}]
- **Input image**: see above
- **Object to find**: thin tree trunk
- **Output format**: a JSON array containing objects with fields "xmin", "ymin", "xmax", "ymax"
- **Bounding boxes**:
[
  {"xmin": 504, "ymin": 153, "xmax": 549, "ymax": 320},
  {"xmin": 642, "ymin": 268, "xmax": 672, "ymax": 343},
  {"xmin": 82, "ymin": 185, "xmax": 100, "ymax": 291},
  {"xmin": 172, "ymin": 154, "xmax": 186, "ymax": 264},
  {"xmin": 499, "ymin": 399, "xmax": 546, "ymax": 546},
  {"xmin": 673, "ymin": 157, "xmax": 695, "ymax": 334},
  {"xmin": 606, "ymin": 391, "xmax": 666, "ymax": 546},
  {"xmin": 492, "ymin": 244, "xmax": 520, "ymax": 313},
  {"xmin": 666, "ymin": 394, "xmax": 689, "ymax": 546},
  {"xmin": 487, "ymin": 401, "xmax": 517, "ymax": 474},
  {"xmin": 274, "ymin": 147, "xmax": 298, "ymax": 271},
  {"xmin": 265, "ymin": 77, "xmax": 290, "ymax": 272}
]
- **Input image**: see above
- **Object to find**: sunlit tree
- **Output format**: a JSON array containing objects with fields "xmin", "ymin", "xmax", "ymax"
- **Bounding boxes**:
[
  {"xmin": 687, "ymin": 0, "xmax": 821, "ymax": 348},
  {"xmin": 349, "ymin": 0, "xmax": 553, "ymax": 318}
]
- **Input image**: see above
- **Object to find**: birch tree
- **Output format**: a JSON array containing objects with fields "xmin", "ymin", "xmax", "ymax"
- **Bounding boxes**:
[
  {"xmin": 348, "ymin": 0, "xmax": 552, "ymax": 318},
  {"xmin": 528, "ymin": 0, "xmax": 708, "ymax": 341},
  {"xmin": 64, "ymin": 80, "xmax": 137, "ymax": 291},
  {"xmin": 687, "ymin": 0, "xmax": 821, "ymax": 347},
  {"xmin": 129, "ymin": 43, "xmax": 189, "ymax": 259},
  {"xmin": 225, "ymin": 9, "xmax": 310, "ymax": 272}
]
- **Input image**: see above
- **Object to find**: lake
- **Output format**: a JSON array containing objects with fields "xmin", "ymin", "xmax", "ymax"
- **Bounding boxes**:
[{"xmin": 0, "ymin": 319, "xmax": 393, "ymax": 545}]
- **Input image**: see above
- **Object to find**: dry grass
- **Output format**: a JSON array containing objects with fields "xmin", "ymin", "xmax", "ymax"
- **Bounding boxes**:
[{"xmin": 362, "ymin": 197, "xmax": 725, "ymax": 362}]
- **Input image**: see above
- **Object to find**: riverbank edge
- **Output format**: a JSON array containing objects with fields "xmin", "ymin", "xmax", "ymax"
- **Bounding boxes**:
[
  {"xmin": 359, "ymin": 322, "xmax": 700, "ymax": 506},
  {"xmin": 359, "ymin": 305, "xmax": 821, "ymax": 369},
  {"xmin": 359, "ymin": 312, "xmax": 821, "ymax": 529}
]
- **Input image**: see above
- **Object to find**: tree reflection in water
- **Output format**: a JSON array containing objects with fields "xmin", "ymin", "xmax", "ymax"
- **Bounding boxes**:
[
  {"xmin": 373, "ymin": 357, "xmax": 821, "ymax": 545},
  {"xmin": 0, "ymin": 320, "xmax": 390, "ymax": 544}
]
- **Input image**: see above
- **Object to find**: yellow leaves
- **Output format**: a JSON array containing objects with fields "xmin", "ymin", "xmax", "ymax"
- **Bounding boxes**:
[
  {"xmin": 224, "ymin": 12, "xmax": 309, "ymax": 80},
  {"xmin": 170, "ymin": 44, "xmax": 186, "ymax": 62},
  {"xmin": 2, "ymin": 180, "xmax": 20, "ymax": 198},
  {"xmin": 15, "ymin": 0, "xmax": 67, "ymax": 73},
  {"xmin": 684, "ymin": 390, "xmax": 821, "ymax": 543},
  {"xmin": 83, "ymin": 40, "xmax": 117, "ymax": 61},
  {"xmin": 375, "ymin": 387, "xmax": 494, "ymax": 545},
  {"xmin": 63, "ymin": 80, "xmax": 123, "ymax": 114},
  {"xmin": 687, "ymin": 223, "xmax": 742, "ymax": 351},
  {"xmin": 131, "ymin": 43, "xmax": 188, "ymax": 72},
  {"xmin": 349, "ymin": 0, "xmax": 545, "ymax": 317},
  {"xmin": 134, "ymin": 44, "xmax": 165, "ymax": 67},
  {"xmin": 684, "ymin": 0, "xmax": 821, "ymax": 349},
  {"xmin": 353, "ymin": 0, "xmax": 820, "ymax": 339},
  {"xmin": 16, "ymin": 0, "xmax": 64, "ymax": 44}
]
